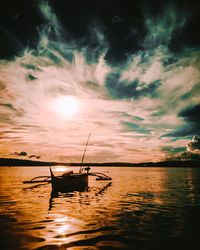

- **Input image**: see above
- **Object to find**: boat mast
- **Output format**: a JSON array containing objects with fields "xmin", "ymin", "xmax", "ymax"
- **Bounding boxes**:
[{"xmin": 79, "ymin": 132, "xmax": 91, "ymax": 173}]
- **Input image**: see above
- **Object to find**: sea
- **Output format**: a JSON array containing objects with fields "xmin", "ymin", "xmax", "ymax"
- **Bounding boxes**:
[{"xmin": 0, "ymin": 166, "xmax": 200, "ymax": 250}]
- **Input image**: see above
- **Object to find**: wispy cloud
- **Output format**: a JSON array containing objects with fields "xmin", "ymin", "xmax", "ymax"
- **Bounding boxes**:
[
  {"xmin": 0, "ymin": 1, "xmax": 199, "ymax": 162},
  {"xmin": 143, "ymin": 4, "xmax": 187, "ymax": 48}
]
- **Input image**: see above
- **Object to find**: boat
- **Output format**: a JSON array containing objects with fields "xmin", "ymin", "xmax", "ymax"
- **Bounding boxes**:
[
  {"xmin": 50, "ymin": 133, "xmax": 92, "ymax": 193},
  {"xmin": 49, "ymin": 132, "xmax": 111, "ymax": 193},
  {"xmin": 49, "ymin": 167, "xmax": 89, "ymax": 192},
  {"xmin": 23, "ymin": 133, "xmax": 112, "ymax": 193}
]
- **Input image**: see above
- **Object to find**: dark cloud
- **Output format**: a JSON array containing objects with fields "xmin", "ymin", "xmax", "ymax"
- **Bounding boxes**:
[
  {"xmin": 152, "ymin": 110, "xmax": 167, "ymax": 117},
  {"xmin": 163, "ymin": 104, "xmax": 200, "ymax": 137},
  {"xmin": 137, "ymin": 129, "xmax": 151, "ymax": 134},
  {"xmin": 180, "ymin": 104, "xmax": 200, "ymax": 123},
  {"xmin": 0, "ymin": 104, "xmax": 24, "ymax": 119},
  {"xmin": 124, "ymin": 122, "xmax": 139, "ymax": 129},
  {"xmin": 105, "ymin": 72, "xmax": 161, "ymax": 99},
  {"xmin": 165, "ymin": 136, "xmax": 200, "ymax": 161},
  {"xmin": 0, "ymin": 0, "xmax": 199, "ymax": 64},
  {"xmin": 162, "ymin": 146, "xmax": 186, "ymax": 155},
  {"xmin": 0, "ymin": 0, "xmax": 44, "ymax": 59},
  {"xmin": 14, "ymin": 152, "xmax": 40, "ymax": 159},
  {"xmin": 133, "ymin": 116, "xmax": 144, "ymax": 121},
  {"xmin": 168, "ymin": 1, "xmax": 200, "ymax": 52},
  {"xmin": 188, "ymin": 136, "xmax": 200, "ymax": 151},
  {"xmin": 53, "ymin": 0, "xmax": 145, "ymax": 64},
  {"xmin": 29, "ymin": 155, "xmax": 40, "ymax": 159},
  {"xmin": 123, "ymin": 121, "xmax": 151, "ymax": 134},
  {"xmin": 27, "ymin": 74, "xmax": 37, "ymax": 81},
  {"xmin": 181, "ymin": 83, "xmax": 200, "ymax": 100},
  {"xmin": 21, "ymin": 63, "xmax": 41, "ymax": 71},
  {"xmin": 170, "ymin": 151, "xmax": 200, "ymax": 162},
  {"xmin": 0, "ymin": 103, "xmax": 15, "ymax": 110},
  {"xmin": 111, "ymin": 15, "xmax": 123, "ymax": 23},
  {"xmin": 14, "ymin": 151, "xmax": 27, "ymax": 156}
]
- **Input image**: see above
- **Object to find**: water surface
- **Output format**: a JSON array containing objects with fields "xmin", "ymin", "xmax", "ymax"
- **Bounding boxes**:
[{"xmin": 0, "ymin": 166, "xmax": 200, "ymax": 249}]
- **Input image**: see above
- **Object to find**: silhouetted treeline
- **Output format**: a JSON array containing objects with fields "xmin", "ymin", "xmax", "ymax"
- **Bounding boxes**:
[
  {"xmin": 0, "ymin": 158, "xmax": 199, "ymax": 167},
  {"xmin": 0, "ymin": 158, "xmax": 56, "ymax": 166}
]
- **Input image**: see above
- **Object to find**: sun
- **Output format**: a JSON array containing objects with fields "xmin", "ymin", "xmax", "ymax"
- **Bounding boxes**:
[{"xmin": 53, "ymin": 96, "xmax": 80, "ymax": 118}]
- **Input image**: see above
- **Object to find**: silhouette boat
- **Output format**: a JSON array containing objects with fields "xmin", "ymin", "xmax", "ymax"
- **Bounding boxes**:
[
  {"xmin": 23, "ymin": 133, "xmax": 112, "ymax": 193},
  {"xmin": 49, "ymin": 133, "xmax": 92, "ymax": 193},
  {"xmin": 49, "ymin": 167, "xmax": 89, "ymax": 192},
  {"xmin": 49, "ymin": 166, "xmax": 112, "ymax": 193}
]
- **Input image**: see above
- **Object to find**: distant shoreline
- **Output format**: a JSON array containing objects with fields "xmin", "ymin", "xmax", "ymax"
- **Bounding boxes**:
[{"xmin": 0, "ymin": 158, "xmax": 199, "ymax": 167}]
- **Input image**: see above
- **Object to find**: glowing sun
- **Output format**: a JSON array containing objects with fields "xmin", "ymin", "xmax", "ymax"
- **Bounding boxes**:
[{"xmin": 53, "ymin": 96, "xmax": 80, "ymax": 118}]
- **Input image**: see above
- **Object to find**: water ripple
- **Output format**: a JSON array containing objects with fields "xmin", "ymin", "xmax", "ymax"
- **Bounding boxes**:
[{"xmin": 1, "ymin": 167, "xmax": 200, "ymax": 249}]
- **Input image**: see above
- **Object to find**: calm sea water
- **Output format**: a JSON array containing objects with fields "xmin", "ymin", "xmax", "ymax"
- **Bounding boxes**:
[{"xmin": 0, "ymin": 166, "xmax": 200, "ymax": 250}]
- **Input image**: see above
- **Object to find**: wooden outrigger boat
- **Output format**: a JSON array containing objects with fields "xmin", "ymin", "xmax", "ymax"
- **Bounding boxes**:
[
  {"xmin": 49, "ymin": 133, "xmax": 111, "ymax": 193},
  {"xmin": 23, "ymin": 133, "xmax": 112, "ymax": 193},
  {"xmin": 49, "ymin": 133, "xmax": 92, "ymax": 193},
  {"xmin": 49, "ymin": 167, "xmax": 89, "ymax": 192},
  {"xmin": 49, "ymin": 167, "xmax": 112, "ymax": 193}
]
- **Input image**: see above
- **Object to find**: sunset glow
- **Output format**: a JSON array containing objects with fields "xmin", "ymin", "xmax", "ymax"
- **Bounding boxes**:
[
  {"xmin": 0, "ymin": 1, "xmax": 200, "ymax": 250},
  {"xmin": 0, "ymin": 1, "xmax": 199, "ymax": 163}
]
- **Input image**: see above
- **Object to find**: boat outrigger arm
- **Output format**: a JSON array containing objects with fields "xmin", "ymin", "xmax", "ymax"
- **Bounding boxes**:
[
  {"xmin": 88, "ymin": 172, "xmax": 112, "ymax": 180},
  {"xmin": 23, "ymin": 176, "xmax": 51, "ymax": 184}
]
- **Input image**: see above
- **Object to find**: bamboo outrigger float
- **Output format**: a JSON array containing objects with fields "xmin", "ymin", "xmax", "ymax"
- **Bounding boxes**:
[{"xmin": 23, "ymin": 133, "xmax": 112, "ymax": 193}]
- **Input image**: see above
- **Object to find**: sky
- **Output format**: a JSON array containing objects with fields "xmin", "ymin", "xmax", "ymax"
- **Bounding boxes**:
[{"xmin": 0, "ymin": 0, "xmax": 200, "ymax": 163}]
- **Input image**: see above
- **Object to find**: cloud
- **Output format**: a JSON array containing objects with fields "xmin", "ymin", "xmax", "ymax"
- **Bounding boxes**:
[
  {"xmin": 13, "ymin": 151, "xmax": 40, "ymax": 159},
  {"xmin": 162, "ymin": 146, "xmax": 186, "ymax": 155},
  {"xmin": 180, "ymin": 104, "xmax": 200, "ymax": 126},
  {"xmin": 0, "ymin": 103, "xmax": 14, "ymax": 109},
  {"xmin": 0, "ymin": 1, "xmax": 200, "ymax": 163},
  {"xmin": 123, "ymin": 121, "xmax": 151, "ymax": 134},
  {"xmin": 38, "ymin": 1, "xmax": 61, "ymax": 43},
  {"xmin": 105, "ymin": 71, "xmax": 161, "ymax": 99},
  {"xmin": 14, "ymin": 151, "xmax": 27, "ymax": 156},
  {"xmin": 171, "ymin": 151, "xmax": 200, "ymax": 161},
  {"xmin": 29, "ymin": 154, "xmax": 40, "ymax": 159},
  {"xmin": 164, "ymin": 136, "xmax": 200, "ymax": 161},
  {"xmin": 27, "ymin": 74, "xmax": 37, "ymax": 81},
  {"xmin": 187, "ymin": 136, "xmax": 200, "ymax": 152},
  {"xmin": 164, "ymin": 104, "xmax": 200, "ymax": 137},
  {"xmin": 143, "ymin": 5, "xmax": 187, "ymax": 49},
  {"xmin": 111, "ymin": 15, "xmax": 123, "ymax": 23}
]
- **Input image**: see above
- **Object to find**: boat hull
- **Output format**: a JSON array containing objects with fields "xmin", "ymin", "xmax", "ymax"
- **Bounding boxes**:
[{"xmin": 51, "ymin": 173, "xmax": 88, "ymax": 193}]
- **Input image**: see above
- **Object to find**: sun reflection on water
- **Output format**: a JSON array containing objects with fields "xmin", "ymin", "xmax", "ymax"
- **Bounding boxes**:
[
  {"xmin": 53, "ymin": 166, "xmax": 69, "ymax": 172},
  {"xmin": 1, "ymin": 167, "xmax": 200, "ymax": 249},
  {"xmin": 56, "ymin": 224, "xmax": 70, "ymax": 235},
  {"xmin": 53, "ymin": 166, "xmax": 70, "ymax": 175}
]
